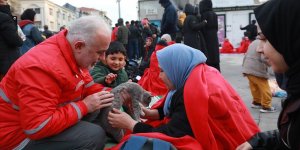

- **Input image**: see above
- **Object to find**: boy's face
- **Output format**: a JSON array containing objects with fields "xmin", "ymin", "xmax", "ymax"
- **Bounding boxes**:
[
  {"xmin": 106, "ymin": 52, "xmax": 126, "ymax": 71},
  {"xmin": 146, "ymin": 39, "xmax": 152, "ymax": 47}
]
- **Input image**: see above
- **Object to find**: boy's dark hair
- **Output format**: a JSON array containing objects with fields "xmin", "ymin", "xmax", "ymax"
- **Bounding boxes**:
[{"xmin": 106, "ymin": 41, "xmax": 127, "ymax": 58}]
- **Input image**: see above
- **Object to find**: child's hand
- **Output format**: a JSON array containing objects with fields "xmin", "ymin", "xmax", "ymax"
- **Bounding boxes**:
[{"xmin": 105, "ymin": 73, "xmax": 117, "ymax": 84}]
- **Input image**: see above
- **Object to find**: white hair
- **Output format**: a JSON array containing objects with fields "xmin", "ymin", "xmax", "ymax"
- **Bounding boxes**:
[
  {"xmin": 161, "ymin": 34, "xmax": 172, "ymax": 42},
  {"xmin": 66, "ymin": 16, "xmax": 111, "ymax": 46}
]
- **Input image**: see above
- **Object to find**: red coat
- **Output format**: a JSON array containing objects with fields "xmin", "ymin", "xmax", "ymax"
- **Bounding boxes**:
[
  {"xmin": 220, "ymin": 40, "xmax": 234, "ymax": 53},
  {"xmin": 236, "ymin": 39, "xmax": 251, "ymax": 53},
  {"xmin": 111, "ymin": 27, "xmax": 118, "ymax": 42},
  {"xmin": 138, "ymin": 42, "xmax": 174, "ymax": 96},
  {"xmin": 110, "ymin": 64, "xmax": 259, "ymax": 150},
  {"xmin": 0, "ymin": 30, "xmax": 105, "ymax": 149}
]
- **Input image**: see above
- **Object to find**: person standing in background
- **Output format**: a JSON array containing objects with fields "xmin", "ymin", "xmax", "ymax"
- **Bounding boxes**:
[
  {"xmin": 240, "ymin": 20, "xmax": 258, "ymax": 42},
  {"xmin": 183, "ymin": 3, "xmax": 207, "ymax": 54},
  {"xmin": 19, "ymin": 8, "xmax": 44, "ymax": 55},
  {"xmin": 0, "ymin": 0, "xmax": 23, "ymax": 81},
  {"xmin": 42, "ymin": 25, "xmax": 53, "ymax": 39},
  {"xmin": 199, "ymin": 0, "xmax": 221, "ymax": 71},
  {"xmin": 117, "ymin": 18, "xmax": 130, "ymax": 51},
  {"xmin": 128, "ymin": 20, "xmax": 140, "ymax": 60},
  {"xmin": 159, "ymin": 0, "xmax": 178, "ymax": 40},
  {"xmin": 111, "ymin": 23, "xmax": 119, "ymax": 42},
  {"xmin": 242, "ymin": 32, "xmax": 275, "ymax": 113}
]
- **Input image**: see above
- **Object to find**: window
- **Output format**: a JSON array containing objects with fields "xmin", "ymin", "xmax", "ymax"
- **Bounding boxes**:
[
  {"xmin": 63, "ymin": 13, "xmax": 65, "ymax": 20},
  {"xmin": 34, "ymin": 8, "xmax": 40, "ymax": 14},
  {"xmin": 35, "ymin": 21, "xmax": 42, "ymax": 29},
  {"xmin": 49, "ymin": 8, "xmax": 53, "ymax": 16},
  {"xmin": 50, "ymin": 21, "xmax": 54, "ymax": 29},
  {"xmin": 57, "ymin": 11, "xmax": 60, "ymax": 18}
]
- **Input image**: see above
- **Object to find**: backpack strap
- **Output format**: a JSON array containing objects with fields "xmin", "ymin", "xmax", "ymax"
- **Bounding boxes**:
[
  {"xmin": 153, "ymin": 138, "xmax": 171, "ymax": 150},
  {"xmin": 121, "ymin": 136, "xmax": 148, "ymax": 150}
]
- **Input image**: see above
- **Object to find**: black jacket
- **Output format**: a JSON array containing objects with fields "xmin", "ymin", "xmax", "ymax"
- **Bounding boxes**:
[
  {"xmin": 133, "ymin": 88, "xmax": 194, "ymax": 138},
  {"xmin": 0, "ymin": 5, "xmax": 23, "ymax": 75},
  {"xmin": 200, "ymin": 0, "xmax": 220, "ymax": 67},
  {"xmin": 160, "ymin": 1, "xmax": 178, "ymax": 37},
  {"xmin": 248, "ymin": 99, "xmax": 300, "ymax": 150},
  {"xmin": 183, "ymin": 4, "xmax": 207, "ymax": 53}
]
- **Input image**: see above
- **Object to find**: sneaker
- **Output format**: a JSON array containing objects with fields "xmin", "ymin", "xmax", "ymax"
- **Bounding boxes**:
[
  {"xmin": 260, "ymin": 107, "xmax": 276, "ymax": 113},
  {"xmin": 251, "ymin": 103, "xmax": 262, "ymax": 109}
]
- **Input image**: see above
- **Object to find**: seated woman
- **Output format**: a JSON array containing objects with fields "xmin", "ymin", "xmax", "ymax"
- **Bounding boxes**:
[
  {"xmin": 138, "ymin": 34, "xmax": 174, "ymax": 96},
  {"xmin": 236, "ymin": 37, "xmax": 251, "ymax": 53},
  {"xmin": 108, "ymin": 44, "xmax": 259, "ymax": 150},
  {"xmin": 220, "ymin": 38, "xmax": 235, "ymax": 53}
]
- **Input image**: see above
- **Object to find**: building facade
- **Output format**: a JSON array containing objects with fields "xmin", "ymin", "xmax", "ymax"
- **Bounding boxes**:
[
  {"xmin": 19, "ymin": 0, "xmax": 112, "ymax": 32},
  {"xmin": 79, "ymin": 7, "xmax": 112, "ymax": 26},
  {"xmin": 19, "ymin": 0, "xmax": 77, "ymax": 32},
  {"xmin": 138, "ymin": 0, "xmax": 267, "ymax": 47}
]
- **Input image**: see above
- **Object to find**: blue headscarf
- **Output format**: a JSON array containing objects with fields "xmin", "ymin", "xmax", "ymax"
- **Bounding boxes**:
[{"xmin": 157, "ymin": 44, "xmax": 207, "ymax": 116}]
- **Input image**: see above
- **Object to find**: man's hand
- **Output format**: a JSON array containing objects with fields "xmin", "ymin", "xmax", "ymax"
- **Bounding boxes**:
[
  {"xmin": 105, "ymin": 73, "xmax": 117, "ymax": 85},
  {"xmin": 83, "ymin": 91, "xmax": 114, "ymax": 113},
  {"xmin": 108, "ymin": 108, "xmax": 138, "ymax": 131},
  {"xmin": 236, "ymin": 142, "xmax": 252, "ymax": 150}
]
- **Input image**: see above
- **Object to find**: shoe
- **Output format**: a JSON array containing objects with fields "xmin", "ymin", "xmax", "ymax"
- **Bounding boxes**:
[
  {"xmin": 260, "ymin": 107, "xmax": 276, "ymax": 113},
  {"xmin": 251, "ymin": 103, "xmax": 262, "ymax": 109}
]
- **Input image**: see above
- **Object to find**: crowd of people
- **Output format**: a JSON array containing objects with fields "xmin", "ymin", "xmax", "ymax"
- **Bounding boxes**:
[{"xmin": 1, "ymin": 0, "xmax": 299, "ymax": 149}]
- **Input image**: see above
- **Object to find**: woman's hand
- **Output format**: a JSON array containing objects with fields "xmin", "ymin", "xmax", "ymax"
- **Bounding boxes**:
[
  {"xmin": 108, "ymin": 108, "xmax": 138, "ymax": 131},
  {"xmin": 140, "ymin": 104, "xmax": 160, "ymax": 120},
  {"xmin": 236, "ymin": 142, "xmax": 252, "ymax": 150}
]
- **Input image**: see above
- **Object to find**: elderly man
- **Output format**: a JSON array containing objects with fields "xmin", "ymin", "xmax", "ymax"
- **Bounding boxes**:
[{"xmin": 0, "ymin": 16, "xmax": 114, "ymax": 150}]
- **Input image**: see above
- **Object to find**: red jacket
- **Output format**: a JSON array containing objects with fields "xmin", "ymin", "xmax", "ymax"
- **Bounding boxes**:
[
  {"xmin": 111, "ymin": 27, "xmax": 118, "ymax": 42},
  {"xmin": 110, "ymin": 64, "xmax": 259, "ymax": 150},
  {"xmin": 0, "ymin": 30, "xmax": 105, "ymax": 149},
  {"xmin": 220, "ymin": 40, "xmax": 234, "ymax": 53},
  {"xmin": 236, "ymin": 39, "xmax": 251, "ymax": 53},
  {"xmin": 138, "ymin": 42, "xmax": 174, "ymax": 96}
]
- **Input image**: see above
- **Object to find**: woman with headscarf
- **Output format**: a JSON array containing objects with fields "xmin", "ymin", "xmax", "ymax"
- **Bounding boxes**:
[
  {"xmin": 199, "ymin": 0, "xmax": 220, "ymax": 71},
  {"xmin": 183, "ymin": 3, "xmax": 207, "ymax": 54},
  {"xmin": 19, "ymin": 8, "xmax": 44, "ymax": 55},
  {"xmin": 108, "ymin": 44, "xmax": 259, "ymax": 149},
  {"xmin": 237, "ymin": 0, "xmax": 300, "ymax": 149}
]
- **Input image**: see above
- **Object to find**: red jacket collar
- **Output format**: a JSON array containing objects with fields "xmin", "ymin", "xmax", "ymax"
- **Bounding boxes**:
[{"xmin": 18, "ymin": 20, "xmax": 34, "ymax": 28}]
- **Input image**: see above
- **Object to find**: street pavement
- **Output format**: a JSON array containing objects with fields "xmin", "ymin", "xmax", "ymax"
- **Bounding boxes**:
[{"xmin": 220, "ymin": 53, "xmax": 281, "ymax": 132}]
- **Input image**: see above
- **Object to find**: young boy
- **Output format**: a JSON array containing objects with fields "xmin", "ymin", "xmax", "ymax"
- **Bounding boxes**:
[
  {"xmin": 242, "ymin": 32, "xmax": 275, "ymax": 113},
  {"xmin": 91, "ymin": 41, "xmax": 129, "ymax": 88}
]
